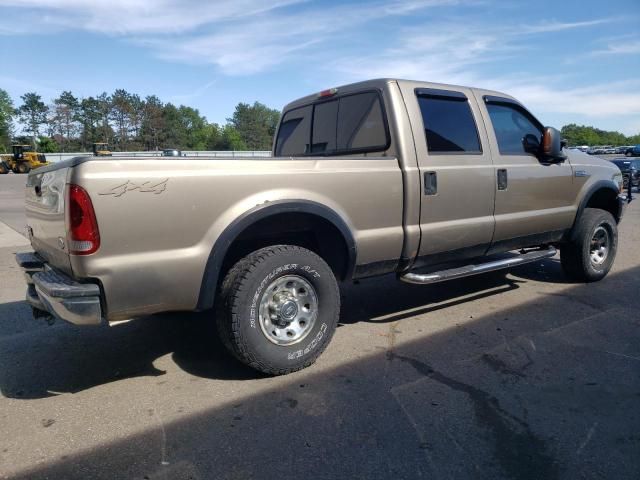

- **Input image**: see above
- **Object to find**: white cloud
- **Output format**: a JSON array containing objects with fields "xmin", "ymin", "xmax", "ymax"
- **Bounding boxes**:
[
  {"xmin": 0, "ymin": 0, "xmax": 306, "ymax": 34},
  {"xmin": 491, "ymin": 80, "xmax": 640, "ymax": 117},
  {"xmin": 330, "ymin": 25, "xmax": 515, "ymax": 86},
  {"xmin": 324, "ymin": 19, "xmax": 639, "ymax": 130},
  {"xmin": 591, "ymin": 40, "xmax": 640, "ymax": 56},
  {"xmin": 167, "ymin": 80, "xmax": 219, "ymax": 105},
  {"xmin": 2, "ymin": 0, "xmax": 637, "ymax": 133},
  {"xmin": 132, "ymin": 0, "xmax": 473, "ymax": 75},
  {"xmin": 0, "ymin": 0, "xmax": 471, "ymax": 36},
  {"xmin": 0, "ymin": 0, "xmax": 477, "ymax": 75},
  {"xmin": 520, "ymin": 18, "xmax": 615, "ymax": 34}
]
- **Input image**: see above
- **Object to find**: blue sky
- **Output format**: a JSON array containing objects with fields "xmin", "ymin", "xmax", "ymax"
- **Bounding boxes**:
[{"xmin": 1, "ymin": 0, "xmax": 639, "ymax": 135}]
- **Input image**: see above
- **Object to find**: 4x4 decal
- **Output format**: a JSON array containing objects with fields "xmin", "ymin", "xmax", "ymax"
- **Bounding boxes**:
[{"xmin": 98, "ymin": 179, "xmax": 168, "ymax": 197}]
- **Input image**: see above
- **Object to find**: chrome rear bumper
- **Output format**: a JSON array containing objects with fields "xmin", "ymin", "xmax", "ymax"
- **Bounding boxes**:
[{"xmin": 16, "ymin": 252, "xmax": 103, "ymax": 326}]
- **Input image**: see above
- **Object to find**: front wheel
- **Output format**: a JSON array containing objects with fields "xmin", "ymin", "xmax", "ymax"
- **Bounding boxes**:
[
  {"xmin": 16, "ymin": 162, "xmax": 30, "ymax": 174},
  {"xmin": 216, "ymin": 245, "xmax": 340, "ymax": 375},
  {"xmin": 560, "ymin": 208, "xmax": 618, "ymax": 282}
]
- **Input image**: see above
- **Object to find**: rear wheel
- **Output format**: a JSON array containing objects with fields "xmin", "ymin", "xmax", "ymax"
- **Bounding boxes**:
[
  {"xmin": 0, "ymin": 163, "xmax": 7, "ymax": 174},
  {"xmin": 216, "ymin": 245, "xmax": 340, "ymax": 375},
  {"xmin": 561, "ymin": 208, "xmax": 617, "ymax": 282}
]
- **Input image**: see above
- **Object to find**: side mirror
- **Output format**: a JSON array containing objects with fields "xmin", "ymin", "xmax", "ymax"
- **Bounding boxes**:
[
  {"xmin": 541, "ymin": 126, "xmax": 567, "ymax": 163},
  {"xmin": 522, "ymin": 133, "xmax": 541, "ymax": 155}
]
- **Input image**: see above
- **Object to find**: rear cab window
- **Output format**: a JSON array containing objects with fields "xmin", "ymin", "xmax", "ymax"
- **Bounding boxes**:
[
  {"xmin": 275, "ymin": 91, "xmax": 390, "ymax": 157},
  {"xmin": 275, "ymin": 105, "xmax": 312, "ymax": 156}
]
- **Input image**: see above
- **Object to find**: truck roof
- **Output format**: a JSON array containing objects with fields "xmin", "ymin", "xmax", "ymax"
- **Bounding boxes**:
[{"xmin": 282, "ymin": 78, "xmax": 518, "ymax": 112}]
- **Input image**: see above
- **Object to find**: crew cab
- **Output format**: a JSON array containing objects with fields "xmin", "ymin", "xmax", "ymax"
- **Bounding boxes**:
[{"xmin": 17, "ymin": 79, "xmax": 628, "ymax": 375}]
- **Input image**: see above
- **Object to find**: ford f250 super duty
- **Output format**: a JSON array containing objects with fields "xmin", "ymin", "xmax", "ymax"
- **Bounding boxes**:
[{"xmin": 16, "ymin": 79, "xmax": 629, "ymax": 375}]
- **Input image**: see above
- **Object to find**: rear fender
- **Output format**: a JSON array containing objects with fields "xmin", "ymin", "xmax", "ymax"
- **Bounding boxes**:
[{"xmin": 196, "ymin": 200, "xmax": 357, "ymax": 311}]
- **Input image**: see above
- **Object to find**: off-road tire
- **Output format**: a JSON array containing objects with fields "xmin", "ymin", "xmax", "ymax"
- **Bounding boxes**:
[
  {"xmin": 16, "ymin": 162, "xmax": 30, "ymax": 174},
  {"xmin": 561, "ymin": 208, "xmax": 617, "ymax": 282},
  {"xmin": 216, "ymin": 245, "xmax": 340, "ymax": 375},
  {"xmin": 0, "ymin": 163, "xmax": 7, "ymax": 174}
]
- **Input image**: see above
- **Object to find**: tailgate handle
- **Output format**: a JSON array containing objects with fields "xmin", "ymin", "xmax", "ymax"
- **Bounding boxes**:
[{"xmin": 424, "ymin": 171, "xmax": 437, "ymax": 195}]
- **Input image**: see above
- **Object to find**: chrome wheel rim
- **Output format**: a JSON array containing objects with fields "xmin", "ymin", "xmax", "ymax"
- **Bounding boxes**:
[
  {"xmin": 258, "ymin": 275, "xmax": 318, "ymax": 346},
  {"xmin": 589, "ymin": 226, "xmax": 610, "ymax": 266}
]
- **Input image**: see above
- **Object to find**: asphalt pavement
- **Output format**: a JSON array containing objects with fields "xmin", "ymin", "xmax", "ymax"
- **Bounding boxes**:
[
  {"xmin": 0, "ymin": 174, "xmax": 639, "ymax": 480},
  {"xmin": 0, "ymin": 175, "xmax": 26, "ymax": 235}
]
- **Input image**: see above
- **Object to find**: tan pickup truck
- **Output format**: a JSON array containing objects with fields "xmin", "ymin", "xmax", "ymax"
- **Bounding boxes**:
[{"xmin": 17, "ymin": 79, "xmax": 628, "ymax": 375}]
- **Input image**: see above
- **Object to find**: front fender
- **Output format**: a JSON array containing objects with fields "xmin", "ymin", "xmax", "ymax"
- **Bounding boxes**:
[{"xmin": 568, "ymin": 179, "xmax": 622, "ymax": 241}]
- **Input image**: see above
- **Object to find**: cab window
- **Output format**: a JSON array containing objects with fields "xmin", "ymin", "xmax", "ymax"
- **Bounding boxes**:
[
  {"xmin": 275, "ymin": 105, "xmax": 312, "ymax": 156},
  {"xmin": 486, "ymin": 102, "xmax": 543, "ymax": 155}
]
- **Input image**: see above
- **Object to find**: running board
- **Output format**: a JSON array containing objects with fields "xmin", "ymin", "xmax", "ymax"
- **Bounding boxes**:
[{"xmin": 399, "ymin": 247, "xmax": 557, "ymax": 285}]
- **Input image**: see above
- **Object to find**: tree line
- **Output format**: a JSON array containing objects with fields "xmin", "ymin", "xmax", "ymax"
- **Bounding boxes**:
[
  {"xmin": 0, "ymin": 88, "xmax": 280, "ymax": 153},
  {"xmin": 1, "ymin": 88, "xmax": 638, "ymax": 154},
  {"xmin": 561, "ymin": 124, "xmax": 640, "ymax": 147}
]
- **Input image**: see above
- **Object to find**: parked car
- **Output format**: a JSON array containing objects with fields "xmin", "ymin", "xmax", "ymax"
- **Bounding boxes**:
[
  {"xmin": 17, "ymin": 78, "xmax": 628, "ymax": 375},
  {"xmin": 589, "ymin": 146, "xmax": 615, "ymax": 155},
  {"xmin": 162, "ymin": 149, "xmax": 183, "ymax": 157},
  {"xmin": 615, "ymin": 146, "xmax": 630, "ymax": 154},
  {"xmin": 611, "ymin": 159, "xmax": 640, "ymax": 189},
  {"xmin": 625, "ymin": 145, "xmax": 640, "ymax": 157}
]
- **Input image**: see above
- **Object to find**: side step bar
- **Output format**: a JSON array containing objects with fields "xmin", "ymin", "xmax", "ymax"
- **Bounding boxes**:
[{"xmin": 399, "ymin": 247, "xmax": 557, "ymax": 285}]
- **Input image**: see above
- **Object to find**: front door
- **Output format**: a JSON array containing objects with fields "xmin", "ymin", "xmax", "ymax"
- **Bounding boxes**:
[
  {"xmin": 473, "ymin": 94, "xmax": 576, "ymax": 254},
  {"xmin": 399, "ymin": 83, "xmax": 496, "ymax": 266}
]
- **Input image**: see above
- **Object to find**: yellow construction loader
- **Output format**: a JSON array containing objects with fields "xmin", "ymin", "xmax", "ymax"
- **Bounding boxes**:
[
  {"xmin": 0, "ymin": 145, "xmax": 49, "ymax": 174},
  {"xmin": 92, "ymin": 142, "xmax": 112, "ymax": 156}
]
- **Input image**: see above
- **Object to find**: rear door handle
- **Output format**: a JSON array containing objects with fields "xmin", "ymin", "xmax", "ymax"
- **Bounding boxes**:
[
  {"xmin": 497, "ymin": 169, "xmax": 508, "ymax": 190},
  {"xmin": 424, "ymin": 171, "xmax": 437, "ymax": 195}
]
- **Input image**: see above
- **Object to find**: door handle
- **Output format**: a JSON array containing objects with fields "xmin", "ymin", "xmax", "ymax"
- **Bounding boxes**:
[
  {"xmin": 497, "ymin": 169, "xmax": 508, "ymax": 190},
  {"xmin": 424, "ymin": 171, "xmax": 437, "ymax": 195}
]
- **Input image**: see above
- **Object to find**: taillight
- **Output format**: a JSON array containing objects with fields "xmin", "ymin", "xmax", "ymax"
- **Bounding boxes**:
[{"xmin": 66, "ymin": 184, "xmax": 100, "ymax": 255}]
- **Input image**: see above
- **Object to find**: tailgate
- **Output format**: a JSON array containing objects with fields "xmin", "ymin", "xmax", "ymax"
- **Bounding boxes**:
[{"xmin": 25, "ymin": 165, "xmax": 72, "ymax": 274}]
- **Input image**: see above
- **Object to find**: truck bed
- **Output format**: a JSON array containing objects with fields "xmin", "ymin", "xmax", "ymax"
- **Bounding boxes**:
[{"xmin": 25, "ymin": 155, "xmax": 404, "ymax": 320}]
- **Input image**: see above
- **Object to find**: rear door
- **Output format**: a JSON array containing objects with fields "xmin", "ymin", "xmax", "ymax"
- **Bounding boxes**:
[
  {"xmin": 398, "ymin": 83, "xmax": 496, "ymax": 266},
  {"xmin": 474, "ymin": 94, "xmax": 575, "ymax": 253}
]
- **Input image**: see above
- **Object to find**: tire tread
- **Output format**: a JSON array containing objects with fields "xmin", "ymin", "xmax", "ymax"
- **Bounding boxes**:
[
  {"xmin": 560, "ymin": 208, "xmax": 617, "ymax": 282},
  {"xmin": 216, "ymin": 245, "xmax": 338, "ymax": 375}
]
